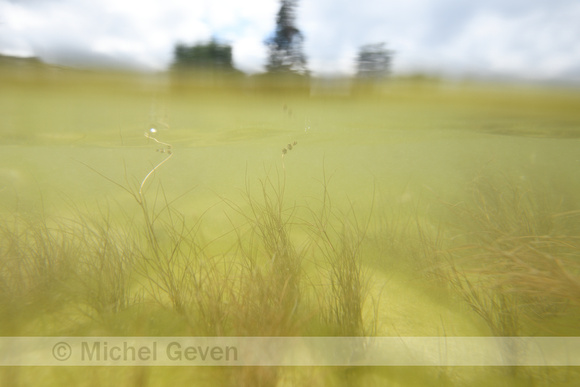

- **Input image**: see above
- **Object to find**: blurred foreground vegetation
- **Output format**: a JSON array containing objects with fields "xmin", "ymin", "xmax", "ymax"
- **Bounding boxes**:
[{"xmin": 1, "ymin": 66, "xmax": 580, "ymax": 386}]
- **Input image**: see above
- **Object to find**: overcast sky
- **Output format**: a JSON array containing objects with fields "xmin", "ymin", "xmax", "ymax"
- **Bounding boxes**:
[{"xmin": 1, "ymin": 0, "xmax": 580, "ymax": 82}]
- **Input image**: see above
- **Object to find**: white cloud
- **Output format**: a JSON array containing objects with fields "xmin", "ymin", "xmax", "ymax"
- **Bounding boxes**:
[
  {"xmin": 233, "ymin": 36, "xmax": 269, "ymax": 73},
  {"xmin": 426, "ymin": 4, "xmax": 580, "ymax": 79}
]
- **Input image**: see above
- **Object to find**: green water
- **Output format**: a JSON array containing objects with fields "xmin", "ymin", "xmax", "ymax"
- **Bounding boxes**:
[{"xmin": 1, "ymin": 71, "xmax": 579, "ymax": 386}]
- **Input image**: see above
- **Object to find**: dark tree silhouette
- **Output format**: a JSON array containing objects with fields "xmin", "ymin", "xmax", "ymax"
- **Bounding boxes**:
[
  {"xmin": 171, "ymin": 39, "xmax": 235, "ymax": 71},
  {"xmin": 356, "ymin": 43, "xmax": 392, "ymax": 80},
  {"xmin": 265, "ymin": 0, "xmax": 308, "ymax": 74}
]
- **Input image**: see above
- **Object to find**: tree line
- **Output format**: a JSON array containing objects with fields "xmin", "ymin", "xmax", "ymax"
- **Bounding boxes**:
[{"xmin": 172, "ymin": 0, "xmax": 392, "ymax": 80}]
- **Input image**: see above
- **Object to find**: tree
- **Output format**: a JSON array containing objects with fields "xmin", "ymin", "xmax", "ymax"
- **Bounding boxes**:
[
  {"xmin": 265, "ymin": 0, "xmax": 308, "ymax": 75},
  {"xmin": 171, "ymin": 39, "xmax": 235, "ymax": 72},
  {"xmin": 356, "ymin": 43, "xmax": 392, "ymax": 80}
]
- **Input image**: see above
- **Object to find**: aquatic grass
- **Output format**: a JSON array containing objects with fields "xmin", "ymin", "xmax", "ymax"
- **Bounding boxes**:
[
  {"xmin": 0, "ymin": 209, "xmax": 140, "ymax": 335},
  {"xmin": 450, "ymin": 173, "xmax": 555, "ymax": 243},
  {"xmin": 368, "ymin": 186, "xmax": 451, "ymax": 280},
  {"xmin": 74, "ymin": 130, "xmax": 247, "ymax": 337},
  {"xmin": 412, "ymin": 215, "xmax": 450, "ymax": 283},
  {"xmin": 443, "ymin": 173, "xmax": 580, "ymax": 336},
  {"xmin": 459, "ymin": 234, "xmax": 580, "ymax": 320},
  {"xmin": 219, "ymin": 169, "xmax": 308, "ymax": 387},
  {"xmin": 77, "ymin": 129, "xmax": 216, "ymax": 324},
  {"xmin": 497, "ymin": 237, "xmax": 580, "ymax": 305},
  {"xmin": 303, "ymin": 168, "xmax": 376, "ymax": 336},
  {"xmin": 444, "ymin": 263, "xmax": 526, "ymax": 377},
  {"xmin": 447, "ymin": 265, "xmax": 521, "ymax": 336},
  {"xmin": 0, "ymin": 214, "xmax": 80, "ymax": 321},
  {"xmin": 223, "ymin": 168, "xmax": 304, "ymax": 336},
  {"xmin": 60, "ymin": 208, "xmax": 138, "ymax": 328}
]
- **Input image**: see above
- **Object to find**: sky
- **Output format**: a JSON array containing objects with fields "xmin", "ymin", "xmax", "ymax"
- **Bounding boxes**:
[{"xmin": 1, "ymin": 0, "xmax": 580, "ymax": 82}]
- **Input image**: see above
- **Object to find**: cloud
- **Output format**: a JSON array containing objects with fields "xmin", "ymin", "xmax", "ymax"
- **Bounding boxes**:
[
  {"xmin": 422, "ymin": 2, "xmax": 580, "ymax": 80},
  {"xmin": 1, "ymin": 0, "xmax": 579, "ymax": 81},
  {"xmin": 299, "ymin": 0, "xmax": 580, "ymax": 80},
  {"xmin": 0, "ymin": 0, "xmax": 278, "ymax": 71}
]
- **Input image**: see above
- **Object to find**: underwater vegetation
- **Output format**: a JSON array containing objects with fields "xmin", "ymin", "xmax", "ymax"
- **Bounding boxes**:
[{"xmin": 1, "ymin": 70, "xmax": 579, "ymax": 386}]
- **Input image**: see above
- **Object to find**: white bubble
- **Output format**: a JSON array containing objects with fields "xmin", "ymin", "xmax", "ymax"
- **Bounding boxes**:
[{"xmin": 150, "ymin": 128, "xmax": 157, "ymax": 133}]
